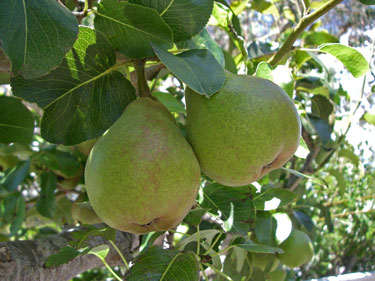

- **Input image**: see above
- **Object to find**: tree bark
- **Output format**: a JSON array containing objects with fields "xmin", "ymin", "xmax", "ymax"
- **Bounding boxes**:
[{"xmin": 0, "ymin": 226, "xmax": 137, "ymax": 281}]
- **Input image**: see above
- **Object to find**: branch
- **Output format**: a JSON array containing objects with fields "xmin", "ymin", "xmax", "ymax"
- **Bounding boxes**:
[
  {"xmin": 0, "ymin": 226, "xmax": 137, "ymax": 281},
  {"xmin": 267, "ymin": 0, "xmax": 344, "ymax": 66}
]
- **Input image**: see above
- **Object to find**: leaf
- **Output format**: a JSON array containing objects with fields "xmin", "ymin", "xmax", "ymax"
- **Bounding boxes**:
[
  {"xmin": 255, "ymin": 212, "xmax": 277, "ymax": 246},
  {"xmin": 88, "ymin": 245, "xmax": 110, "ymax": 260},
  {"xmin": 253, "ymin": 188, "xmax": 297, "ymax": 211},
  {"xmin": 223, "ymin": 49, "xmax": 237, "ymax": 74},
  {"xmin": 94, "ymin": 0, "xmax": 173, "ymax": 58},
  {"xmin": 362, "ymin": 112, "xmax": 375, "ymax": 125},
  {"xmin": 255, "ymin": 62, "xmax": 294, "ymax": 98},
  {"xmin": 235, "ymin": 241, "xmax": 284, "ymax": 254},
  {"xmin": 311, "ymin": 95, "xmax": 334, "ymax": 123},
  {"xmin": 318, "ymin": 43, "xmax": 369, "ymax": 78},
  {"xmin": 222, "ymin": 248, "xmax": 251, "ymax": 281},
  {"xmin": 307, "ymin": 114, "xmax": 332, "ymax": 145},
  {"xmin": 0, "ymin": 0, "xmax": 78, "ymax": 79},
  {"xmin": 36, "ymin": 172, "xmax": 57, "ymax": 218},
  {"xmin": 45, "ymin": 246, "xmax": 81, "ymax": 268},
  {"xmin": 11, "ymin": 26, "xmax": 136, "ymax": 145},
  {"xmin": 126, "ymin": 246, "xmax": 199, "ymax": 281},
  {"xmin": 201, "ymin": 183, "xmax": 256, "ymax": 234},
  {"xmin": 183, "ymin": 207, "xmax": 209, "ymax": 226},
  {"xmin": 0, "ymin": 96, "xmax": 34, "ymax": 145},
  {"xmin": 177, "ymin": 229, "xmax": 221, "ymax": 251},
  {"xmin": 328, "ymin": 169, "xmax": 347, "ymax": 195},
  {"xmin": 10, "ymin": 195, "xmax": 25, "ymax": 236},
  {"xmin": 71, "ymin": 226, "xmax": 116, "ymax": 249},
  {"xmin": 33, "ymin": 147, "xmax": 81, "ymax": 178},
  {"xmin": 176, "ymin": 28, "xmax": 225, "ymax": 67},
  {"xmin": 0, "ymin": 160, "xmax": 30, "ymax": 192},
  {"xmin": 130, "ymin": 0, "xmax": 214, "ymax": 42},
  {"xmin": 304, "ymin": 31, "xmax": 339, "ymax": 46},
  {"xmin": 292, "ymin": 210, "xmax": 315, "ymax": 232},
  {"xmin": 152, "ymin": 92, "xmax": 186, "ymax": 114},
  {"xmin": 54, "ymin": 196, "xmax": 74, "ymax": 225},
  {"xmin": 152, "ymin": 43, "xmax": 226, "ymax": 97},
  {"xmin": 358, "ymin": 0, "xmax": 375, "ymax": 5},
  {"xmin": 140, "ymin": 231, "xmax": 166, "ymax": 252}
]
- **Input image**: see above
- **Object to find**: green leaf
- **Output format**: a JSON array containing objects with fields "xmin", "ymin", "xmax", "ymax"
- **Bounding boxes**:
[
  {"xmin": 0, "ymin": 160, "xmax": 30, "ymax": 192},
  {"xmin": 11, "ymin": 26, "xmax": 136, "ymax": 145},
  {"xmin": 338, "ymin": 148, "xmax": 360, "ymax": 166},
  {"xmin": 88, "ymin": 245, "xmax": 110, "ymax": 260},
  {"xmin": 36, "ymin": 172, "xmax": 57, "ymax": 218},
  {"xmin": 152, "ymin": 44, "xmax": 226, "ymax": 97},
  {"xmin": 0, "ymin": 0, "xmax": 78, "ymax": 79},
  {"xmin": 0, "ymin": 96, "xmax": 34, "ymax": 145},
  {"xmin": 223, "ymin": 49, "xmax": 237, "ymax": 74},
  {"xmin": 201, "ymin": 183, "xmax": 256, "ymax": 234},
  {"xmin": 130, "ymin": 0, "xmax": 214, "ymax": 42},
  {"xmin": 140, "ymin": 231, "xmax": 166, "ymax": 252},
  {"xmin": 126, "ymin": 246, "xmax": 199, "ymax": 281},
  {"xmin": 176, "ymin": 28, "xmax": 225, "ymax": 67},
  {"xmin": 45, "ymin": 246, "xmax": 81, "ymax": 268},
  {"xmin": 177, "ymin": 229, "xmax": 221, "ymax": 251},
  {"xmin": 253, "ymin": 188, "xmax": 297, "ymax": 211},
  {"xmin": 328, "ymin": 169, "xmax": 347, "ymax": 195},
  {"xmin": 292, "ymin": 210, "xmax": 315, "ymax": 232},
  {"xmin": 235, "ymin": 241, "xmax": 283, "ymax": 254},
  {"xmin": 152, "ymin": 92, "xmax": 186, "ymax": 114},
  {"xmin": 10, "ymin": 195, "xmax": 25, "ymax": 236},
  {"xmin": 222, "ymin": 247, "xmax": 251, "ymax": 281},
  {"xmin": 255, "ymin": 212, "xmax": 277, "ymax": 246},
  {"xmin": 307, "ymin": 114, "xmax": 332, "ymax": 145},
  {"xmin": 358, "ymin": 0, "xmax": 375, "ymax": 5},
  {"xmin": 318, "ymin": 43, "xmax": 369, "ymax": 78},
  {"xmin": 54, "ymin": 196, "xmax": 74, "ymax": 225},
  {"xmin": 255, "ymin": 62, "xmax": 294, "ymax": 98},
  {"xmin": 33, "ymin": 147, "xmax": 81, "ymax": 178},
  {"xmin": 304, "ymin": 31, "xmax": 339, "ymax": 46},
  {"xmin": 71, "ymin": 226, "xmax": 116, "ymax": 249},
  {"xmin": 183, "ymin": 207, "xmax": 209, "ymax": 226},
  {"xmin": 94, "ymin": 0, "xmax": 173, "ymax": 58},
  {"xmin": 362, "ymin": 112, "xmax": 375, "ymax": 125},
  {"xmin": 311, "ymin": 95, "xmax": 334, "ymax": 123}
]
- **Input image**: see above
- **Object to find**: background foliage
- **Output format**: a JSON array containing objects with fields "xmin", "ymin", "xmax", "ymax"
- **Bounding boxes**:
[{"xmin": 0, "ymin": 0, "xmax": 374, "ymax": 280}]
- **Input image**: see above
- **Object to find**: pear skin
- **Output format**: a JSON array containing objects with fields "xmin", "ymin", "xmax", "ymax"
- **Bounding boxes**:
[
  {"xmin": 85, "ymin": 98, "xmax": 200, "ymax": 234},
  {"xmin": 186, "ymin": 73, "xmax": 301, "ymax": 186}
]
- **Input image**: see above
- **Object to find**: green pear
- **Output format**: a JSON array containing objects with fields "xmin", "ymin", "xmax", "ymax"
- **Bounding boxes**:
[
  {"xmin": 186, "ymin": 72, "xmax": 301, "ymax": 186},
  {"xmin": 251, "ymin": 252, "xmax": 280, "ymax": 272},
  {"xmin": 277, "ymin": 229, "xmax": 314, "ymax": 268},
  {"xmin": 85, "ymin": 97, "xmax": 200, "ymax": 234},
  {"xmin": 71, "ymin": 202, "xmax": 103, "ymax": 225},
  {"xmin": 266, "ymin": 264, "xmax": 286, "ymax": 281}
]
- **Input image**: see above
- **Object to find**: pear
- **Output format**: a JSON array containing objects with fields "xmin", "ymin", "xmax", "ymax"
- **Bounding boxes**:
[
  {"xmin": 85, "ymin": 97, "xmax": 200, "ymax": 234},
  {"xmin": 277, "ymin": 229, "xmax": 314, "ymax": 268},
  {"xmin": 186, "ymin": 72, "xmax": 301, "ymax": 186}
]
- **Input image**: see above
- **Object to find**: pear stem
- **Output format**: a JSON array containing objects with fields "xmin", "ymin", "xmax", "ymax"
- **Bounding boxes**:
[{"xmin": 134, "ymin": 59, "xmax": 152, "ymax": 98}]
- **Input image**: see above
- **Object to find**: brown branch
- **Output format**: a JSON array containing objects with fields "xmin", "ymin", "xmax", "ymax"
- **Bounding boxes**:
[{"xmin": 0, "ymin": 226, "xmax": 137, "ymax": 281}]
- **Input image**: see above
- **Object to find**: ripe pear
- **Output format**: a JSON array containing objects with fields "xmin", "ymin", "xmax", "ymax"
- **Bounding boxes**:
[
  {"xmin": 277, "ymin": 229, "xmax": 314, "ymax": 268},
  {"xmin": 85, "ymin": 97, "xmax": 200, "ymax": 234},
  {"xmin": 186, "ymin": 72, "xmax": 301, "ymax": 186}
]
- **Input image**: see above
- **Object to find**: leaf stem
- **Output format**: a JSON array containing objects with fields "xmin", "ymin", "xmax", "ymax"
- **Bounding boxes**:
[
  {"xmin": 93, "ymin": 254, "xmax": 122, "ymax": 281},
  {"xmin": 109, "ymin": 240, "xmax": 129, "ymax": 270},
  {"xmin": 199, "ymin": 262, "xmax": 209, "ymax": 280},
  {"xmin": 134, "ymin": 59, "xmax": 152, "ymax": 98},
  {"xmin": 196, "ymin": 225, "xmax": 200, "ymax": 256},
  {"xmin": 202, "ymin": 263, "xmax": 233, "ymax": 281},
  {"xmin": 203, "ymin": 231, "xmax": 223, "ymax": 255},
  {"xmin": 267, "ymin": 0, "xmax": 344, "ymax": 66},
  {"xmin": 210, "ymin": 245, "xmax": 235, "ymax": 257}
]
